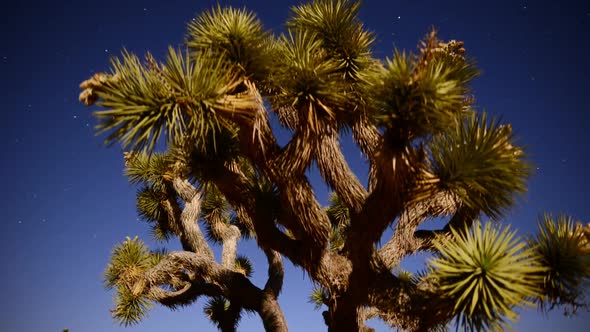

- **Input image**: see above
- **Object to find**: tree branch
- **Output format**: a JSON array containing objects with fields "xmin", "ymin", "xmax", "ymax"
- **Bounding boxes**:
[
  {"xmin": 263, "ymin": 249, "xmax": 284, "ymax": 297},
  {"xmin": 344, "ymin": 139, "xmax": 409, "ymax": 254},
  {"xmin": 137, "ymin": 251, "xmax": 289, "ymax": 332},
  {"xmin": 169, "ymin": 177, "xmax": 214, "ymax": 259},
  {"xmin": 229, "ymin": 81, "xmax": 331, "ymax": 256},
  {"xmin": 366, "ymin": 270, "xmax": 453, "ymax": 332},
  {"xmin": 315, "ymin": 132, "xmax": 367, "ymax": 213},
  {"xmin": 220, "ymin": 224, "xmax": 241, "ymax": 269},
  {"xmin": 379, "ymin": 191, "xmax": 458, "ymax": 269}
]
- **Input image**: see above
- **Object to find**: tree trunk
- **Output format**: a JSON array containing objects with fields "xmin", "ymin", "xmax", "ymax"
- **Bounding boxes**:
[
  {"xmin": 259, "ymin": 292, "xmax": 289, "ymax": 332},
  {"xmin": 326, "ymin": 297, "xmax": 359, "ymax": 332}
]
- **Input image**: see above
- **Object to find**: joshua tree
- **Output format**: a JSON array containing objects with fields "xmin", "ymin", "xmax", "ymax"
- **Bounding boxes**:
[{"xmin": 79, "ymin": 1, "xmax": 589, "ymax": 331}]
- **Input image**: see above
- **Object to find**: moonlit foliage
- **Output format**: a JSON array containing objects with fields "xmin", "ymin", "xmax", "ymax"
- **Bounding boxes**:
[
  {"xmin": 530, "ymin": 214, "xmax": 590, "ymax": 313},
  {"xmin": 429, "ymin": 221, "xmax": 543, "ymax": 331},
  {"xmin": 78, "ymin": 1, "xmax": 588, "ymax": 331}
]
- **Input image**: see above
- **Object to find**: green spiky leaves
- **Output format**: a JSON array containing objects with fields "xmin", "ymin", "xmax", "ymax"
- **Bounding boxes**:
[
  {"xmin": 429, "ymin": 113, "xmax": 531, "ymax": 219},
  {"xmin": 136, "ymin": 186, "xmax": 167, "ymax": 220},
  {"xmin": 204, "ymin": 296, "xmax": 242, "ymax": 330},
  {"xmin": 530, "ymin": 214, "xmax": 590, "ymax": 313},
  {"xmin": 201, "ymin": 185, "xmax": 231, "ymax": 244},
  {"xmin": 326, "ymin": 193, "xmax": 350, "ymax": 252},
  {"xmin": 104, "ymin": 237, "xmax": 165, "ymax": 325},
  {"xmin": 111, "ymin": 286, "xmax": 153, "ymax": 326},
  {"xmin": 271, "ymin": 31, "xmax": 344, "ymax": 131},
  {"xmin": 234, "ymin": 255, "xmax": 254, "ymax": 277},
  {"xmin": 288, "ymin": 0, "xmax": 375, "ymax": 82},
  {"xmin": 125, "ymin": 151, "xmax": 173, "ymax": 188},
  {"xmin": 428, "ymin": 221, "xmax": 543, "ymax": 331},
  {"xmin": 325, "ymin": 193, "xmax": 351, "ymax": 229},
  {"xmin": 83, "ymin": 46, "xmax": 255, "ymax": 154},
  {"xmin": 309, "ymin": 286, "xmax": 329, "ymax": 310},
  {"xmin": 371, "ymin": 33, "xmax": 478, "ymax": 140},
  {"xmin": 126, "ymin": 151, "xmax": 176, "ymax": 242},
  {"xmin": 187, "ymin": 5, "xmax": 271, "ymax": 80},
  {"xmin": 204, "ymin": 296, "xmax": 230, "ymax": 321},
  {"xmin": 271, "ymin": 0, "xmax": 377, "ymax": 131}
]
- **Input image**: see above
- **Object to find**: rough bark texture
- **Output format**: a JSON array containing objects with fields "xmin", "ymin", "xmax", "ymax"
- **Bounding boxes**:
[{"xmin": 90, "ymin": 35, "xmax": 492, "ymax": 329}]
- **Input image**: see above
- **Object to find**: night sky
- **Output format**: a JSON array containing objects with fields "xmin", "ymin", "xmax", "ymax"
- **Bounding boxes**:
[{"xmin": 1, "ymin": 0, "xmax": 589, "ymax": 331}]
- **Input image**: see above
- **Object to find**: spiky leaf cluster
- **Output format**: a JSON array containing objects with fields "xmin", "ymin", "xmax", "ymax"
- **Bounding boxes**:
[
  {"xmin": 271, "ymin": 0, "xmax": 378, "ymax": 132},
  {"xmin": 529, "ymin": 214, "xmax": 590, "ymax": 313},
  {"xmin": 112, "ymin": 286, "xmax": 154, "ymax": 326},
  {"xmin": 136, "ymin": 187, "xmax": 166, "ymax": 221},
  {"xmin": 429, "ymin": 113, "xmax": 531, "ymax": 219},
  {"xmin": 371, "ymin": 34, "xmax": 478, "ymax": 140},
  {"xmin": 125, "ymin": 152, "xmax": 177, "ymax": 241},
  {"xmin": 187, "ymin": 5, "xmax": 271, "ymax": 80},
  {"xmin": 270, "ymin": 31, "xmax": 344, "ymax": 132},
  {"xmin": 200, "ymin": 185, "xmax": 232, "ymax": 244},
  {"xmin": 287, "ymin": 0, "xmax": 375, "ymax": 82},
  {"xmin": 325, "ymin": 193, "xmax": 350, "ymax": 252},
  {"xmin": 82, "ymin": 46, "xmax": 257, "ymax": 153},
  {"xmin": 104, "ymin": 237, "xmax": 164, "ymax": 325},
  {"xmin": 234, "ymin": 255, "xmax": 254, "ymax": 277},
  {"xmin": 136, "ymin": 186, "xmax": 174, "ymax": 242},
  {"xmin": 125, "ymin": 149, "xmax": 173, "ymax": 188},
  {"xmin": 428, "ymin": 221, "xmax": 543, "ymax": 331},
  {"xmin": 309, "ymin": 286, "xmax": 329, "ymax": 310},
  {"xmin": 204, "ymin": 296, "xmax": 241, "ymax": 330}
]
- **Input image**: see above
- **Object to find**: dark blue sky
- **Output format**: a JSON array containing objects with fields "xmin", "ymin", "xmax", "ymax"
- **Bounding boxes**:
[{"xmin": 1, "ymin": 0, "xmax": 589, "ymax": 331}]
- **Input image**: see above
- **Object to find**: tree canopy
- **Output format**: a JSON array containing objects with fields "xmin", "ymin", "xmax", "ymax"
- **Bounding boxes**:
[{"xmin": 79, "ymin": 1, "xmax": 589, "ymax": 331}]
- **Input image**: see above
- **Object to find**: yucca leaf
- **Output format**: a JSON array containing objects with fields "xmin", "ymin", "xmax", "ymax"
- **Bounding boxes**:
[
  {"xmin": 325, "ymin": 193, "xmax": 351, "ymax": 228},
  {"xmin": 288, "ymin": 0, "xmax": 375, "ymax": 82},
  {"xmin": 371, "ymin": 37, "xmax": 478, "ymax": 140},
  {"xmin": 136, "ymin": 186, "xmax": 167, "ymax": 223},
  {"xmin": 187, "ymin": 5, "xmax": 271, "ymax": 80},
  {"xmin": 204, "ymin": 296, "xmax": 230, "ymax": 323},
  {"xmin": 427, "ymin": 221, "xmax": 544, "ymax": 331},
  {"xmin": 429, "ymin": 112, "xmax": 531, "ymax": 219},
  {"xmin": 112, "ymin": 286, "xmax": 153, "ymax": 326},
  {"xmin": 84, "ymin": 47, "xmax": 252, "ymax": 155},
  {"xmin": 269, "ymin": 30, "xmax": 345, "ymax": 132},
  {"xmin": 104, "ymin": 237, "xmax": 164, "ymax": 326},
  {"xmin": 104, "ymin": 236, "xmax": 154, "ymax": 289},
  {"xmin": 234, "ymin": 255, "xmax": 254, "ymax": 277},
  {"xmin": 529, "ymin": 214, "xmax": 590, "ymax": 313},
  {"xmin": 308, "ymin": 286, "xmax": 328, "ymax": 310}
]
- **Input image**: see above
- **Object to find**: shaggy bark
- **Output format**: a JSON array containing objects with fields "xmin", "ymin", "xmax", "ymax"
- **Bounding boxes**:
[
  {"xmin": 171, "ymin": 177, "xmax": 214, "ymax": 259},
  {"xmin": 138, "ymin": 251, "xmax": 289, "ymax": 332},
  {"xmin": 315, "ymin": 132, "xmax": 367, "ymax": 213},
  {"xmin": 379, "ymin": 191, "xmax": 458, "ymax": 268},
  {"xmin": 227, "ymin": 83, "xmax": 332, "ymax": 267},
  {"xmin": 81, "ymin": 9, "xmax": 545, "ymax": 331}
]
